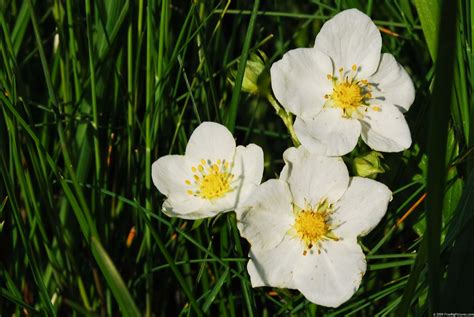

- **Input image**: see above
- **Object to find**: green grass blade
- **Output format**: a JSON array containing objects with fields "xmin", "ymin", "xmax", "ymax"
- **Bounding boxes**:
[
  {"xmin": 226, "ymin": 0, "xmax": 260, "ymax": 132},
  {"xmin": 425, "ymin": 0, "xmax": 458, "ymax": 313},
  {"xmin": 90, "ymin": 236, "xmax": 141, "ymax": 316},
  {"xmin": 441, "ymin": 172, "xmax": 474, "ymax": 310},
  {"xmin": 414, "ymin": 0, "xmax": 440, "ymax": 60}
]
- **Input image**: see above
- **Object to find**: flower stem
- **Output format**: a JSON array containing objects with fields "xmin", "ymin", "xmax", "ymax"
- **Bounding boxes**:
[{"xmin": 266, "ymin": 93, "xmax": 301, "ymax": 146}]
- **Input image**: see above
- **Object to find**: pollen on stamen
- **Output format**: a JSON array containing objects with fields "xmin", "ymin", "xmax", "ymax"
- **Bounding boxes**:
[
  {"xmin": 352, "ymin": 64, "xmax": 357, "ymax": 71},
  {"xmin": 373, "ymin": 106, "xmax": 381, "ymax": 112},
  {"xmin": 339, "ymin": 67, "xmax": 344, "ymax": 73},
  {"xmin": 191, "ymin": 166, "xmax": 197, "ymax": 172},
  {"xmin": 186, "ymin": 190, "xmax": 194, "ymax": 195},
  {"xmin": 185, "ymin": 180, "xmax": 191, "ymax": 185},
  {"xmin": 327, "ymin": 74, "xmax": 333, "ymax": 80}
]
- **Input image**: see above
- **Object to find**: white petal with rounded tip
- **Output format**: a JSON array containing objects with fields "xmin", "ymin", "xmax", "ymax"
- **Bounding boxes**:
[
  {"xmin": 237, "ymin": 179, "xmax": 294, "ymax": 250},
  {"xmin": 360, "ymin": 102, "xmax": 412, "ymax": 152},
  {"xmin": 279, "ymin": 146, "xmax": 310, "ymax": 182},
  {"xmin": 151, "ymin": 155, "xmax": 193, "ymax": 197},
  {"xmin": 280, "ymin": 147, "xmax": 349, "ymax": 208},
  {"xmin": 271, "ymin": 48, "xmax": 333, "ymax": 118},
  {"xmin": 162, "ymin": 196, "xmax": 208, "ymax": 219},
  {"xmin": 232, "ymin": 144, "xmax": 264, "ymax": 188},
  {"xmin": 294, "ymin": 108, "xmax": 362, "ymax": 156},
  {"xmin": 247, "ymin": 236, "xmax": 302, "ymax": 289},
  {"xmin": 332, "ymin": 177, "xmax": 392, "ymax": 239},
  {"xmin": 369, "ymin": 53, "xmax": 415, "ymax": 112},
  {"xmin": 314, "ymin": 8, "xmax": 381, "ymax": 78},
  {"xmin": 163, "ymin": 189, "xmax": 242, "ymax": 219},
  {"xmin": 293, "ymin": 240, "xmax": 366, "ymax": 308},
  {"xmin": 185, "ymin": 122, "xmax": 236, "ymax": 162}
]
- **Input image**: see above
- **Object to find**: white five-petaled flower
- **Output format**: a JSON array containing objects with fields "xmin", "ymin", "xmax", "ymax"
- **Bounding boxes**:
[
  {"xmin": 237, "ymin": 147, "xmax": 392, "ymax": 307},
  {"xmin": 271, "ymin": 9, "xmax": 415, "ymax": 156},
  {"xmin": 152, "ymin": 122, "xmax": 264, "ymax": 219}
]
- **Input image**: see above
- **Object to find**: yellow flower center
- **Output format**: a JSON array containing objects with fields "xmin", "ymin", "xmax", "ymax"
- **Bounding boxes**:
[
  {"xmin": 325, "ymin": 65, "xmax": 375, "ymax": 117},
  {"xmin": 294, "ymin": 211, "xmax": 329, "ymax": 245},
  {"xmin": 293, "ymin": 199, "xmax": 338, "ymax": 255},
  {"xmin": 331, "ymin": 82, "xmax": 365, "ymax": 109},
  {"xmin": 185, "ymin": 159, "xmax": 234, "ymax": 200}
]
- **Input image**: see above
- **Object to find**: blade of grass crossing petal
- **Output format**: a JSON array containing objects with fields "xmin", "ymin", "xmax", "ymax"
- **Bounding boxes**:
[
  {"xmin": 425, "ymin": 0, "xmax": 458, "ymax": 313},
  {"xmin": 226, "ymin": 0, "xmax": 260, "ymax": 132}
]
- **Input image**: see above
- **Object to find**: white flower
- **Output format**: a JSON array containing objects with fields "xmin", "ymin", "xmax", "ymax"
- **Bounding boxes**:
[
  {"xmin": 237, "ymin": 147, "xmax": 392, "ymax": 307},
  {"xmin": 271, "ymin": 9, "xmax": 415, "ymax": 156},
  {"xmin": 151, "ymin": 122, "xmax": 264, "ymax": 219}
]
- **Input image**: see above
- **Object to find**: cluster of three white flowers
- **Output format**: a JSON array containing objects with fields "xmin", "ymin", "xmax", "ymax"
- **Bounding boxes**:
[{"xmin": 152, "ymin": 9, "xmax": 414, "ymax": 308}]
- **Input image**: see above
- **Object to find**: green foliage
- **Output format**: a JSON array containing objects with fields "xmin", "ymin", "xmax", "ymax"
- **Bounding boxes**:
[{"xmin": 0, "ymin": 0, "xmax": 472, "ymax": 315}]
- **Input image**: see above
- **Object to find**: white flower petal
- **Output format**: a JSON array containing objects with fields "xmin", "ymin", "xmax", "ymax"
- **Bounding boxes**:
[
  {"xmin": 360, "ymin": 102, "xmax": 412, "ymax": 152},
  {"xmin": 279, "ymin": 146, "xmax": 309, "ymax": 182},
  {"xmin": 314, "ymin": 9, "xmax": 381, "ymax": 78},
  {"xmin": 369, "ymin": 53, "xmax": 415, "ymax": 112},
  {"xmin": 237, "ymin": 179, "xmax": 294, "ymax": 250},
  {"xmin": 232, "ymin": 144, "xmax": 264, "ymax": 188},
  {"xmin": 271, "ymin": 48, "xmax": 333, "ymax": 118},
  {"xmin": 151, "ymin": 155, "xmax": 193, "ymax": 197},
  {"xmin": 280, "ymin": 147, "xmax": 349, "ymax": 208},
  {"xmin": 247, "ymin": 236, "xmax": 301, "ymax": 289},
  {"xmin": 293, "ymin": 240, "xmax": 366, "ymax": 308},
  {"xmin": 294, "ymin": 108, "xmax": 361, "ymax": 156},
  {"xmin": 161, "ymin": 196, "xmax": 209, "ymax": 219},
  {"xmin": 332, "ymin": 177, "xmax": 391, "ymax": 239},
  {"xmin": 185, "ymin": 122, "xmax": 236, "ymax": 162},
  {"xmin": 197, "ymin": 144, "xmax": 264, "ymax": 215}
]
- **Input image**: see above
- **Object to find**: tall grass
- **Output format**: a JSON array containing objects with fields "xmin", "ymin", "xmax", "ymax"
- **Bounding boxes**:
[{"xmin": 1, "ymin": 0, "xmax": 472, "ymax": 315}]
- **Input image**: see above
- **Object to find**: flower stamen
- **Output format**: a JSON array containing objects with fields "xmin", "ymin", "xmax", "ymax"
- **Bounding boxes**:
[
  {"xmin": 326, "ymin": 64, "xmax": 373, "ymax": 118},
  {"xmin": 186, "ymin": 159, "xmax": 234, "ymax": 200},
  {"xmin": 293, "ymin": 199, "xmax": 338, "ymax": 255}
]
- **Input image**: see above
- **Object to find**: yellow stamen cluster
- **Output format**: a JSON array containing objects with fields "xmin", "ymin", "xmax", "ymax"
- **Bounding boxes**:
[
  {"xmin": 325, "ymin": 65, "xmax": 374, "ymax": 118},
  {"xmin": 186, "ymin": 159, "xmax": 234, "ymax": 200},
  {"xmin": 293, "ymin": 200, "xmax": 338, "ymax": 255}
]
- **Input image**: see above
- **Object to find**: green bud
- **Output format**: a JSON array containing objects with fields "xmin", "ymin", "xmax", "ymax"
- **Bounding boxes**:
[
  {"xmin": 352, "ymin": 151, "xmax": 387, "ymax": 179},
  {"xmin": 228, "ymin": 50, "xmax": 269, "ymax": 95}
]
